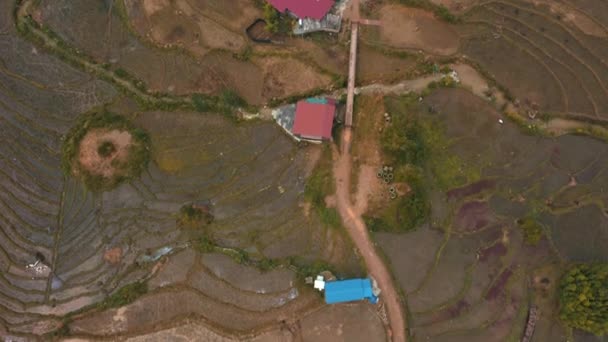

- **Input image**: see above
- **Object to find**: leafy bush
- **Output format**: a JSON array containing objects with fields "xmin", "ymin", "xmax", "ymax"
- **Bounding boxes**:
[
  {"xmin": 397, "ymin": 174, "xmax": 430, "ymax": 230},
  {"xmin": 192, "ymin": 93, "xmax": 213, "ymax": 112},
  {"xmin": 288, "ymin": 257, "xmax": 336, "ymax": 279},
  {"xmin": 559, "ymin": 264, "xmax": 608, "ymax": 336},
  {"xmin": 263, "ymin": 1, "xmax": 293, "ymax": 34},
  {"xmin": 234, "ymin": 45, "xmax": 253, "ymax": 61},
  {"xmin": 219, "ymin": 89, "xmax": 245, "ymax": 108},
  {"xmin": 518, "ymin": 216, "xmax": 544, "ymax": 245},
  {"xmin": 114, "ymin": 68, "xmax": 129, "ymax": 78},
  {"xmin": 263, "ymin": 2, "xmax": 281, "ymax": 33},
  {"xmin": 97, "ymin": 140, "xmax": 116, "ymax": 157},
  {"xmin": 194, "ymin": 235, "xmax": 216, "ymax": 253},
  {"xmin": 258, "ymin": 258, "xmax": 281, "ymax": 271},
  {"xmin": 381, "ymin": 114, "xmax": 428, "ymax": 165},
  {"xmin": 178, "ymin": 204, "xmax": 214, "ymax": 228},
  {"xmin": 99, "ymin": 282, "xmax": 147, "ymax": 310},
  {"xmin": 367, "ymin": 169, "xmax": 429, "ymax": 232}
]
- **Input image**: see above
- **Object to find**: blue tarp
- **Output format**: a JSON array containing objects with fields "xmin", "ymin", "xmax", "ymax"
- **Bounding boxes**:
[
  {"xmin": 306, "ymin": 97, "xmax": 328, "ymax": 105},
  {"xmin": 324, "ymin": 278, "xmax": 378, "ymax": 304}
]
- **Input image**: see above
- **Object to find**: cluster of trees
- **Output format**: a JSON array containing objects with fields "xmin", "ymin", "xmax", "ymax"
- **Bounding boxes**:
[
  {"xmin": 263, "ymin": 2, "xmax": 281, "ymax": 33},
  {"xmin": 559, "ymin": 263, "xmax": 608, "ymax": 336},
  {"xmin": 262, "ymin": 1, "xmax": 293, "ymax": 34}
]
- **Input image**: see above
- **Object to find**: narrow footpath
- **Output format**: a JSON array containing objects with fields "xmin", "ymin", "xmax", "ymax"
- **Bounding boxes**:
[{"xmin": 333, "ymin": 128, "xmax": 407, "ymax": 342}]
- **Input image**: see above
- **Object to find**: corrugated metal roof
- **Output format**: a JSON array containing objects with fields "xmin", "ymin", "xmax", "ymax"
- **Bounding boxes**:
[
  {"xmin": 267, "ymin": 0, "xmax": 334, "ymax": 20},
  {"xmin": 292, "ymin": 98, "xmax": 335, "ymax": 140},
  {"xmin": 306, "ymin": 97, "xmax": 328, "ymax": 104},
  {"xmin": 324, "ymin": 278, "xmax": 375, "ymax": 304}
]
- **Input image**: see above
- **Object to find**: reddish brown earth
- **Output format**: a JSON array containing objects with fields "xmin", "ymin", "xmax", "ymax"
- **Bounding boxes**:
[
  {"xmin": 103, "ymin": 247, "xmax": 123, "ymax": 265},
  {"xmin": 78, "ymin": 129, "xmax": 133, "ymax": 178}
]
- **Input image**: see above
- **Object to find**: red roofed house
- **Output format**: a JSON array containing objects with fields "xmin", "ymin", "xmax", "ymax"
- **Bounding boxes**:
[
  {"xmin": 292, "ymin": 98, "xmax": 336, "ymax": 142},
  {"xmin": 267, "ymin": 0, "xmax": 335, "ymax": 20}
]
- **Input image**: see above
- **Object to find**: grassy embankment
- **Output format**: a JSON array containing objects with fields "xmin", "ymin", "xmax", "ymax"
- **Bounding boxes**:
[{"xmin": 365, "ymin": 92, "xmax": 479, "ymax": 232}]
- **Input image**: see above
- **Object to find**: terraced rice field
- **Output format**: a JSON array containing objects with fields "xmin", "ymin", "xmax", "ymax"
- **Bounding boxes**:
[
  {"xmin": 4, "ymin": 0, "xmax": 608, "ymax": 340},
  {"xmin": 36, "ymin": 0, "xmax": 338, "ymax": 106},
  {"xmin": 375, "ymin": 88, "xmax": 608, "ymax": 342},
  {"xmin": 460, "ymin": 0, "xmax": 608, "ymax": 122},
  {"xmin": 0, "ymin": 0, "xmax": 366, "ymax": 339}
]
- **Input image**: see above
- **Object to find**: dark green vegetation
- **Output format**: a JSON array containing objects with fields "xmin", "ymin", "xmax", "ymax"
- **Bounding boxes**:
[
  {"xmin": 559, "ymin": 264, "xmax": 608, "ymax": 336},
  {"xmin": 98, "ymin": 282, "xmax": 148, "ymax": 310},
  {"xmin": 263, "ymin": 1, "xmax": 293, "ymax": 34},
  {"xmin": 369, "ymin": 93, "xmax": 478, "ymax": 232},
  {"xmin": 305, "ymin": 146, "xmax": 341, "ymax": 229},
  {"xmin": 518, "ymin": 216, "xmax": 544, "ymax": 245},
  {"xmin": 62, "ymin": 110, "xmax": 151, "ymax": 191},
  {"xmin": 193, "ymin": 235, "xmax": 337, "ymax": 279},
  {"xmin": 97, "ymin": 141, "xmax": 116, "ymax": 157},
  {"xmin": 192, "ymin": 90, "xmax": 247, "ymax": 117},
  {"xmin": 263, "ymin": 2, "xmax": 280, "ymax": 33},
  {"xmin": 178, "ymin": 204, "xmax": 214, "ymax": 228}
]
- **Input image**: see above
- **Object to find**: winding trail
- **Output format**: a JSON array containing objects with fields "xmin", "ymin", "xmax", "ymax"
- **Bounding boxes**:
[{"xmin": 332, "ymin": 128, "xmax": 407, "ymax": 342}]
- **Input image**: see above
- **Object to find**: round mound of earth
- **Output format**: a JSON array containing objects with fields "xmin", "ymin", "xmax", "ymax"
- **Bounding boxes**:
[
  {"xmin": 62, "ymin": 111, "xmax": 150, "ymax": 191},
  {"xmin": 79, "ymin": 129, "xmax": 132, "ymax": 176}
]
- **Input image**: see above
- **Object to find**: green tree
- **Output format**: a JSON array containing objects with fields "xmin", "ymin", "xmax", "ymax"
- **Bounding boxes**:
[
  {"xmin": 559, "ymin": 264, "xmax": 608, "ymax": 336},
  {"xmin": 178, "ymin": 204, "xmax": 214, "ymax": 228},
  {"xmin": 263, "ymin": 2, "xmax": 280, "ymax": 33},
  {"xmin": 518, "ymin": 216, "xmax": 544, "ymax": 245}
]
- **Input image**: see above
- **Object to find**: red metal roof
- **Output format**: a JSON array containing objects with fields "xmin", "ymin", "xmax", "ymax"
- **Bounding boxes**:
[
  {"xmin": 292, "ymin": 99, "xmax": 335, "ymax": 140},
  {"xmin": 267, "ymin": 0, "xmax": 334, "ymax": 20}
]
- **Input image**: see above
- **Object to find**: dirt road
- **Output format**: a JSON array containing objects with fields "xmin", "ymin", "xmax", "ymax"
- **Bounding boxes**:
[{"xmin": 333, "ymin": 128, "xmax": 407, "ymax": 342}]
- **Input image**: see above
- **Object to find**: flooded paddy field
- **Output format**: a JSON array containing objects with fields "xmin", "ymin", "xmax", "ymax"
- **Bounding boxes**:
[{"xmin": 374, "ymin": 88, "xmax": 608, "ymax": 342}]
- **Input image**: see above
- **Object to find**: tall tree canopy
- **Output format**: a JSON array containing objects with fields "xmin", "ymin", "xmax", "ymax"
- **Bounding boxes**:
[{"xmin": 559, "ymin": 264, "xmax": 608, "ymax": 336}]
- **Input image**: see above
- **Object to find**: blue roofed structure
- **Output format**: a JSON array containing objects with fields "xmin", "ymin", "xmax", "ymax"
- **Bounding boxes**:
[
  {"xmin": 324, "ymin": 278, "xmax": 378, "ymax": 304},
  {"xmin": 305, "ymin": 97, "xmax": 329, "ymax": 104}
]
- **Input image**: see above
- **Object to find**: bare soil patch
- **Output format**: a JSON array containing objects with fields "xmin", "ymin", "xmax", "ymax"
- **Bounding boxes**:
[
  {"xmin": 350, "ymin": 96, "xmax": 387, "ymax": 215},
  {"xmin": 255, "ymin": 57, "xmax": 333, "ymax": 101},
  {"xmin": 103, "ymin": 247, "xmax": 123, "ymax": 265},
  {"xmin": 288, "ymin": 38, "xmax": 349, "ymax": 76},
  {"xmin": 141, "ymin": 0, "xmax": 169, "ymax": 17},
  {"xmin": 176, "ymin": 0, "xmax": 261, "ymax": 33},
  {"xmin": 127, "ymin": 0, "xmax": 252, "ymax": 53},
  {"xmin": 78, "ymin": 129, "xmax": 133, "ymax": 178},
  {"xmin": 374, "ymin": 6, "xmax": 459, "ymax": 56},
  {"xmin": 300, "ymin": 303, "xmax": 387, "ymax": 342},
  {"xmin": 358, "ymin": 45, "xmax": 417, "ymax": 84},
  {"xmin": 195, "ymin": 51, "xmax": 264, "ymax": 105}
]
